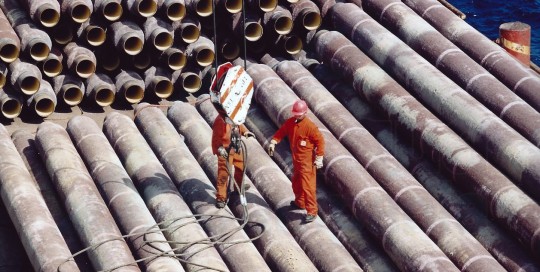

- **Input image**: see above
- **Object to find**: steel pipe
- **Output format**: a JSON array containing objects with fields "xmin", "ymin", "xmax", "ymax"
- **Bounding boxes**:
[
  {"xmin": 59, "ymin": 0, "xmax": 93, "ymax": 23},
  {"xmin": 0, "ymin": 86, "xmax": 22, "ymax": 119},
  {"xmin": 85, "ymin": 73, "xmax": 116, "ymax": 107},
  {"xmin": 114, "ymin": 70, "xmax": 145, "ymax": 104},
  {"xmin": 0, "ymin": 202, "xmax": 33, "ymax": 271},
  {"xmin": 196, "ymin": 96, "xmax": 365, "ymax": 271},
  {"xmin": 76, "ymin": 18, "xmax": 106, "ymax": 47},
  {"xmin": 246, "ymin": 63, "xmax": 459, "ymax": 271},
  {"xmin": 172, "ymin": 65, "xmax": 202, "ymax": 93},
  {"xmin": 103, "ymin": 111, "xmax": 229, "ymax": 272},
  {"xmin": 185, "ymin": 35, "xmax": 214, "ymax": 67},
  {"xmin": 307, "ymin": 61, "xmax": 540, "ymax": 272},
  {"xmin": 52, "ymin": 73, "xmax": 84, "ymax": 106},
  {"xmin": 215, "ymin": 0, "xmax": 242, "ymax": 14},
  {"xmin": 402, "ymin": 0, "xmax": 540, "ymax": 114},
  {"xmin": 263, "ymin": 5, "xmax": 293, "ymax": 35},
  {"xmin": 94, "ymin": 0, "xmax": 123, "ymax": 21},
  {"xmin": 172, "ymin": 16, "xmax": 200, "ymax": 43},
  {"xmin": 158, "ymin": 0, "xmax": 185, "ymax": 21},
  {"xmin": 0, "ymin": 7, "xmax": 20, "ymax": 62},
  {"xmin": 312, "ymin": 30, "xmax": 540, "ymax": 260},
  {"xmin": 0, "ymin": 0, "xmax": 52, "ymax": 61},
  {"xmin": 63, "ymin": 42, "xmax": 96, "ymax": 78},
  {"xmin": 143, "ymin": 16, "xmax": 174, "ymax": 51},
  {"xmin": 0, "ymin": 61, "xmax": 6, "ymax": 88},
  {"xmin": 0, "ymin": 124, "xmax": 79, "ymax": 272},
  {"xmin": 20, "ymin": 0, "xmax": 60, "ymax": 27},
  {"xmin": 11, "ymin": 130, "xmax": 93, "ymax": 271},
  {"xmin": 110, "ymin": 20, "xmax": 145, "ymax": 55},
  {"xmin": 35, "ymin": 121, "xmax": 139, "ymax": 271},
  {"xmin": 67, "ymin": 116, "xmax": 185, "ymax": 272},
  {"xmin": 167, "ymin": 101, "xmax": 320, "ymax": 272},
  {"xmin": 290, "ymin": 0, "xmax": 321, "ymax": 31},
  {"xmin": 275, "ymin": 34, "xmax": 302, "ymax": 55},
  {"xmin": 27, "ymin": 80, "xmax": 56, "ymax": 118},
  {"xmin": 232, "ymin": 11, "xmax": 263, "ymax": 42},
  {"xmin": 219, "ymin": 36, "xmax": 240, "ymax": 61},
  {"xmin": 326, "ymin": 3, "xmax": 540, "ymax": 204},
  {"xmin": 123, "ymin": 0, "xmax": 158, "ymax": 17},
  {"xmin": 9, "ymin": 59, "xmax": 41, "ymax": 95},
  {"xmin": 135, "ymin": 104, "xmax": 272, "ymax": 272},
  {"xmin": 40, "ymin": 47, "xmax": 63, "ymax": 78},
  {"xmin": 270, "ymin": 59, "xmax": 506, "ymax": 271},
  {"xmin": 247, "ymin": 0, "xmax": 277, "ymax": 13},
  {"xmin": 160, "ymin": 46, "xmax": 187, "ymax": 70},
  {"xmin": 144, "ymin": 66, "xmax": 173, "ymax": 99},
  {"xmin": 185, "ymin": 0, "xmax": 212, "ymax": 17}
]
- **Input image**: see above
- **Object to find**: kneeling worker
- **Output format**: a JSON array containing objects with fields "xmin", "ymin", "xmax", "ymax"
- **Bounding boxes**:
[{"xmin": 267, "ymin": 100, "xmax": 325, "ymax": 222}]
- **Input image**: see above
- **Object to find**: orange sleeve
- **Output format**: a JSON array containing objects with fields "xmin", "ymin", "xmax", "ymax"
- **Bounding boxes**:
[
  {"xmin": 310, "ymin": 123, "xmax": 325, "ymax": 157},
  {"xmin": 211, "ymin": 116, "xmax": 225, "ymax": 154},
  {"xmin": 272, "ymin": 118, "xmax": 292, "ymax": 143}
]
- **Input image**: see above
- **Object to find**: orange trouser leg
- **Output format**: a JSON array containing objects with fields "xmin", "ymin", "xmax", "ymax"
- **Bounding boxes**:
[
  {"xmin": 216, "ymin": 152, "xmax": 244, "ymax": 201},
  {"xmin": 292, "ymin": 163, "xmax": 317, "ymax": 213}
]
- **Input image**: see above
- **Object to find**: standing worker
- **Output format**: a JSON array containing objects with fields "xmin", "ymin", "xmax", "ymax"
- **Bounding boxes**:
[
  {"xmin": 267, "ymin": 100, "xmax": 325, "ymax": 222},
  {"xmin": 211, "ymin": 101, "xmax": 254, "ymax": 209}
]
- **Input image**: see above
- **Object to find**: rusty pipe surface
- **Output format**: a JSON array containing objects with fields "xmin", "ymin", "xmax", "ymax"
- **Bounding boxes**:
[
  {"xmin": 242, "ymin": 102, "xmax": 399, "ymax": 272},
  {"xmin": 0, "ymin": 7, "xmax": 20, "ymax": 62},
  {"xmin": 123, "ymin": 0, "xmax": 158, "ymax": 17},
  {"xmin": 114, "ymin": 70, "xmax": 145, "ymax": 104},
  {"xmin": 159, "ymin": 0, "xmax": 186, "ymax": 21},
  {"xmin": 307, "ymin": 62, "xmax": 540, "ymax": 272},
  {"xmin": 0, "ymin": 125, "xmax": 79, "ymax": 272},
  {"xmin": 185, "ymin": 0, "xmax": 212, "ymax": 17},
  {"xmin": 270, "ymin": 59, "xmax": 507, "ymax": 271},
  {"xmin": 167, "ymin": 101, "xmax": 320, "ymax": 272},
  {"xmin": 0, "ymin": 202, "xmax": 34, "ymax": 271},
  {"xmin": 275, "ymin": 34, "xmax": 303, "ymax": 55},
  {"xmin": 246, "ymin": 63, "xmax": 460, "ymax": 271},
  {"xmin": 110, "ymin": 20, "xmax": 145, "ymax": 55},
  {"xmin": 63, "ymin": 42, "xmax": 96, "ymax": 78},
  {"xmin": 144, "ymin": 66, "xmax": 173, "ymax": 99},
  {"xmin": 40, "ymin": 47, "xmax": 63, "ymax": 77},
  {"xmin": 85, "ymin": 73, "xmax": 116, "ymax": 107},
  {"xmin": 325, "ymin": 3, "xmax": 540, "ymax": 204},
  {"xmin": 0, "ymin": 87, "xmax": 22, "ymax": 119},
  {"xmin": 59, "ymin": 0, "xmax": 93, "ymax": 23},
  {"xmin": 263, "ymin": 5, "xmax": 293, "ymax": 35},
  {"xmin": 219, "ymin": 37, "xmax": 240, "ymax": 61},
  {"xmin": 20, "ymin": 0, "xmax": 60, "ymax": 27},
  {"xmin": 360, "ymin": 0, "xmax": 540, "ymax": 148},
  {"xmin": 94, "ymin": 0, "xmax": 122, "ymax": 21},
  {"xmin": 0, "ymin": 61, "xmax": 6, "ymax": 87},
  {"xmin": 0, "ymin": 0, "xmax": 52, "ymax": 61},
  {"xmin": 160, "ymin": 46, "xmax": 187, "ymax": 70},
  {"xmin": 134, "ymin": 104, "xmax": 272, "ymax": 272},
  {"xmin": 143, "ymin": 16, "xmax": 174, "ymax": 51},
  {"xmin": 172, "ymin": 16, "xmax": 200, "ymax": 43},
  {"xmin": 402, "ymin": 0, "xmax": 540, "ymax": 113},
  {"xmin": 196, "ymin": 96, "xmax": 365, "ymax": 272},
  {"xmin": 103, "ymin": 111, "xmax": 229, "ymax": 272},
  {"xmin": 27, "ymin": 80, "xmax": 56, "ymax": 118},
  {"xmin": 172, "ymin": 66, "xmax": 202, "ymax": 93},
  {"xmin": 11, "ymin": 130, "xmax": 94, "ymax": 271},
  {"xmin": 185, "ymin": 35, "xmax": 214, "ymax": 67},
  {"xmin": 35, "ymin": 121, "xmax": 140, "ymax": 271},
  {"xmin": 232, "ymin": 11, "xmax": 264, "ymax": 42},
  {"xmin": 9, "ymin": 59, "xmax": 41, "ymax": 95},
  {"xmin": 291, "ymin": 0, "xmax": 321, "ymax": 31},
  {"xmin": 52, "ymin": 73, "xmax": 84, "ymax": 106},
  {"xmin": 312, "ymin": 30, "xmax": 540, "ymax": 259},
  {"xmin": 67, "ymin": 116, "xmax": 186, "ymax": 272},
  {"xmin": 76, "ymin": 18, "xmax": 106, "ymax": 47}
]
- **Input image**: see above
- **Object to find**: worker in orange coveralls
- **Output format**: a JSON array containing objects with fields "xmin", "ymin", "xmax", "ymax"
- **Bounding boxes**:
[
  {"xmin": 267, "ymin": 100, "xmax": 325, "ymax": 223},
  {"xmin": 211, "ymin": 103, "xmax": 254, "ymax": 209}
]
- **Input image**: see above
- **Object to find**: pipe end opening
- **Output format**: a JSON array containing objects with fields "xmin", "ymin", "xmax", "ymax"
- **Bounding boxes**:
[
  {"xmin": 284, "ymin": 36, "xmax": 302, "ymax": 55},
  {"xmin": 196, "ymin": 49, "xmax": 214, "ymax": 67},
  {"xmin": 124, "ymin": 37, "xmax": 144, "ymax": 55},
  {"xmin": 259, "ymin": 0, "xmax": 277, "ymax": 12},
  {"xmin": 21, "ymin": 77, "xmax": 40, "ymax": 95},
  {"xmin": 75, "ymin": 60, "xmax": 96, "ymax": 78},
  {"xmin": 39, "ymin": 8, "xmax": 60, "ymax": 27},
  {"xmin": 124, "ymin": 86, "xmax": 144, "ymax": 104},
  {"xmin": 222, "ymin": 42, "xmax": 240, "ymax": 60},
  {"xmin": 182, "ymin": 74, "xmax": 202, "ymax": 93},
  {"xmin": 154, "ymin": 32, "xmax": 173, "ymax": 51},
  {"xmin": 155, "ymin": 80, "xmax": 173, "ymax": 98},
  {"xmin": 275, "ymin": 17, "xmax": 293, "ymax": 35},
  {"xmin": 168, "ymin": 52, "xmax": 187, "ymax": 70},
  {"xmin": 103, "ymin": 2, "xmax": 123, "ymax": 21},
  {"xmin": 2, "ymin": 99, "xmax": 22, "ymax": 119},
  {"xmin": 138, "ymin": 0, "xmax": 158, "ymax": 17},
  {"xmin": 196, "ymin": 0, "xmax": 213, "ymax": 17},
  {"xmin": 303, "ymin": 12, "xmax": 321, "ymax": 31},
  {"xmin": 35, "ymin": 99, "xmax": 55, "ymax": 117},
  {"xmin": 63, "ymin": 87, "xmax": 84, "ymax": 106},
  {"xmin": 71, "ymin": 5, "xmax": 92, "ymax": 23},
  {"xmin": 86, "ymin": 27, "xmax": 106, "ymax": 46},
  {"xmin": 95, "ymin": 88, "xmax": 115, "ymax": 107},
  {"xmin": 30, "ymin": 43, "xmax": 51, "ymax": 62},
  {"xmin": 0, "ymin": 44, "xmax": 20, "ymax": 63},
  {"xmin": 245, "ymin": 23, "xmax": 264, "ymax": 42},
  {"xmin": 167, "ymin": 3, "xmax": 186, "ymax": 21},
  {"xmin": 43, "ymin": 59, "xmax": 63, "ymax": 77},
  {"xmin": 182, "ymin": 26, "xmax": 200, "ymax": 43},
  {"xmin": 225, "ymin": 0, "xmax": 242, "ymax": 13}
]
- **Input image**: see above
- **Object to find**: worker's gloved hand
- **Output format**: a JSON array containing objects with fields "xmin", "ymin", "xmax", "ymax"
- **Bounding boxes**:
[
  {"xmin": 243, "ymin": 131, "xmax": 255, "ymax": 138},
  {"xmin": 267, "ymin": 139, "xmax": 277, "ymax": 157},
  {"xmin": 314, "ymin": 156, "xmax": 324, "ymax": 169},
  {"xmin": 218, "ymin": 146, "xmax": 229, "ymax": 159}
]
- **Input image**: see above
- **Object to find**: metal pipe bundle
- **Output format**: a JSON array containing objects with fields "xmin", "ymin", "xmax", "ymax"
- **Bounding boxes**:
[
  {"xmin": 109, "ymin": 20, "xmax": 145, "ymax": 55},
  {"xmin": 9, "ymin": 59, "xmax": 41, "ymax": 95},
  {"xmin": 172, "ymin": 65, "xmax": 202, "ymax": 93},
  {"xmin": 85, "ymin": 73, "xmax": 116, "ymax": 107},
  {"xmin": 167, "ymin": 101, "xmax": 320, "ymax": 272},
  {"xmin": 0, "ymin": 7, "xmax": 20, "ymax": 62},
  {"xmin": 114, "ymin": 70, "xmax": 145, "ymax": 104},
  {"xmin": 143, "ymin": 66, "xmax": 173, "ymax": 98},
  {"xmin": 246, "ymin": 63, "xmax": 459, "ymax": 271},
  {"xmin": 67, "ymin": 115, "xmax": 185, "ymax": 272},
  {"xmin": 0, "ymin": 87, "xmax": 22, "ymax": 119},
  {"xmin": 63, "ymin": 42, "xmax": 96, "ymax": 78},
  {"xmin": 0, "ymin": 124, "xmax": 79, "ymax": 272},
  {"xmin": 76, "ymin": 18, "xmax": 106, "ymax": 47},
  {"xmin": 185, "ymin": 35, "xmax": 214, "ymax": 67},
  {"xmin": 269, "ymin": 59, "xmax": 506, "ymax": 271},
  {"xmin": 103, "ymin": 112, "xmax": 229, "ymax": 272},
  {"xmin": 402, "ymin": 0, "xmax": 540, "ymax": 113},
  {"xmin": 160, "ymin": 46, "xmax": 187, "ymax": 70},
  {"xmin": 40, "ymin": 47, "xmax": 63, "ymax": 77},
  {"xmin": 143, "ymin": 16, "xmax": 174, "ymax": 51},
  {"xmin": 324, "ymin": 3, "xmax": 540, "ymax": 205},
  {"xmin": 195, "ymin": 96, "xmax": 365, "ymax": 272},
  {"xmin": 306, "ymin": 61, "xmax": 540, "ymax": 272},
  {"xmin": 158, "ymin": 0, "xmax": 186, "ymax": 21},
  {"xmin": 172, "ymin": 15, "xmax": 200, "ymax": 43},
  {"xmin": 27, "ymin": 80, "xmax": 56, "ymax": 118},
  {"xmin": 59, "ymin": 0, "xmax": 93, "ymax": 23},
  {"xmin": 290, "ymin": 0, "xmax": 321, "ymax": 31},
  {"xmin": 312, "ymin": 30, "xmax": 540, "ymax": 260},
  {"xmin": 52, "ymin": 73, "xmax": 84, "ymax": 106},
  {"xmin": 35, "ymin": 121, "xmax": 139, "ymax": 271},
  {"xmin": 134, "ymin": 104, "xmax": 272, "ymax": 272},
  {"xmin": 263, "ymin": 5, "xmax": 293, "ymax": 35}
]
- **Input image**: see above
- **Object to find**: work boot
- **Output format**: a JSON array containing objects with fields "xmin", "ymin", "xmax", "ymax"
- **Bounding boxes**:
[
  {"xmin": 215, "ymin": 199, "xmax": 226, "ymax": 209},
  {"xmin": 289, "ymin": 200, "xmax": 304, "ymax": 210},
  {"xmin": 305, "ymin": 214, "xmax": 317, "ymax": 223}
]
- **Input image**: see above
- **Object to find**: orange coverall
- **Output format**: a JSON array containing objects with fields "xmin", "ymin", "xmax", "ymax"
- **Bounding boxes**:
[
  {"xmin": 211, "ymin": 114, "xmax": 249, "ymax": 201},
  {"xmin": 271, "ymin": 117, "xmax": 325, "ymax": 216}
]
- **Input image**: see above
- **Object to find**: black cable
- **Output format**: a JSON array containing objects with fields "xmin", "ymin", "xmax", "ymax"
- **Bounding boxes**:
[
  {"xmin": 242, "ymin": 0, "xmax": 247, "ymax": 69},
  {"xmin": 212, "ymin": 0, "xmax": 219, "ymax": 73}
]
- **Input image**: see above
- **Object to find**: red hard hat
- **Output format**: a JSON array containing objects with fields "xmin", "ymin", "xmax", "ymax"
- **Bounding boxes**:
[{"xmin": 291, "ymin": 100, "xmax": 308, "ymax": 116}]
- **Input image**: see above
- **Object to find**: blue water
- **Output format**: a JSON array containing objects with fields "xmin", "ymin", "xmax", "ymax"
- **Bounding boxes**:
[{"xmin": 448, "ymin": 0, "xmax": 540, "ymax": 64}]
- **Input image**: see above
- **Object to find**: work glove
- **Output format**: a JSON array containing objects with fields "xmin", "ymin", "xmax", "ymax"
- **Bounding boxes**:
[
  {"xmin": 243, "ymin": 131, "xmax": 255, "ymax": 138},
  {"xmin": 267, "ymin": 139, "xmax": 277, "ymax": 157},
  {"xmin": 314, "ymin": 156, "xmax": 324, "ymax": 169},
  {"xmin": 218, "ymin": 146, "xmax": 228, "ymax": 159}
]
